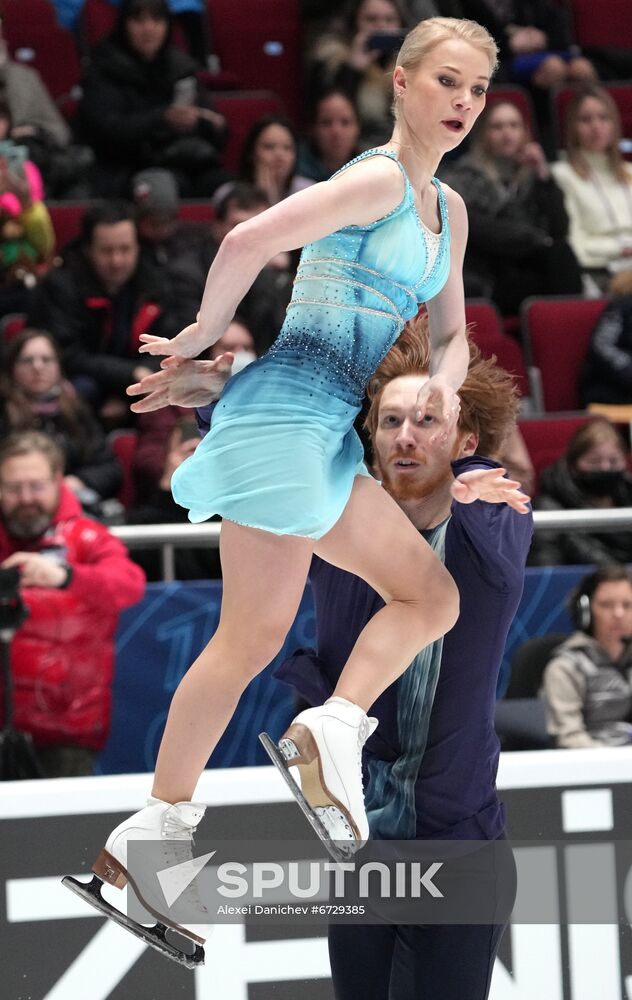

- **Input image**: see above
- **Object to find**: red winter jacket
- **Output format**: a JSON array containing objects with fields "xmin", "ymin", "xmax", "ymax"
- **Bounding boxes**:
[{"xmin": 0, "ymin": 486, "xmax": 145, "ymax": 749}]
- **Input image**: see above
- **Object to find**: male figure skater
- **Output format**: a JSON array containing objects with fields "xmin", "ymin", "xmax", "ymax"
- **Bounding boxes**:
[{"xmin": 277, "ymin": 318, "xmax": 532, "ymax": 999}]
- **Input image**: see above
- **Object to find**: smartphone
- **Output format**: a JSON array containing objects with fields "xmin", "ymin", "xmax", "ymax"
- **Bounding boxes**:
[
  {"xmin": 366, "ymin": 31, "xmax": 405, "ymax": 55},
  {"xmin": 0, "ymin": 141, "xmax": 28, "ymax": 175},
  {"xmin": 173, "ymin": 76, "xmax": 197, "ymax": 107}
]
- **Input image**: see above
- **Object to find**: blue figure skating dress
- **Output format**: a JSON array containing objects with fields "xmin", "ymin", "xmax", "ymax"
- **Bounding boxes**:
[{"xmin": 172, "ymin": 149, "xmax": 451, "ymax": 538}]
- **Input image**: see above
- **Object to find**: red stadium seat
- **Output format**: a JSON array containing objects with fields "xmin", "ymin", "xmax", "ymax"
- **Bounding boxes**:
[
  {"xmin": 465, "ymin": 299, "xmax": 529, "ymax": 397},
  {"xmin": 572, "ymin": 0, "xmax": 632, "ymax": 50},
  {"xmin": 3, "ymin": 0, "xmax": 82, "ymax": 104},
  {"xmin": 109, "ymin": 431, "xmax": 138, "ymax": 510},
  {"xmin": 49, "ymin": 202, "xmax": 92, "ymax": 251},
  {"xmin": 465, "ymin": 299, "xmax": 504, "ymax": 338},
  {"xmin": 518, "ymin": 415, "xmax": 593, "ymax": 492},
  {"xmin": 486, "ymin": 85, "xmax": 539, "ymax": 140},
  {"xmin": 521, "ymin": 296, "xmax": 608, "ymax": 412},
  {"xmin": 178, "ymin": 202, "xmax": 215, "ymax": 224},
  {"xmin": 213, "ymin": 91, "xmax": 285, "ymax": 172},
  {"xmin": 49, "ymin": 202, "xmax": 216, "ymax": 251},
  {"xmin": 80, "ymin": 0, "xmax": 118, "ymax": 49},
  {"xmin": 552, "ymin": 83, "xmax": 632, "ymax": 153},
  {"xmin": 206, "ymin": 0, "xmax": 302, "ymax": 121}
]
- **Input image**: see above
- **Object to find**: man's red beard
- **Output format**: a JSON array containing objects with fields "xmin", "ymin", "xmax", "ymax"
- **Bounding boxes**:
[{"xmin": 376, "ymin": 454, "xmax": 452, "ymax": 502}]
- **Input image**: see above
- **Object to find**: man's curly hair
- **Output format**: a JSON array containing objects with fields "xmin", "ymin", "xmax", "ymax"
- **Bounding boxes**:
[{"xmin": 364, "ymin": 314, "xmax": 520, "ymax": 458}]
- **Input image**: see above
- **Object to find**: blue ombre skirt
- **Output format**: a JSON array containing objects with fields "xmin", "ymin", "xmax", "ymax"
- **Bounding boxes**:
[{"xmin": 171, "ymin": 353, "xmax": 372, "ymax": 539}]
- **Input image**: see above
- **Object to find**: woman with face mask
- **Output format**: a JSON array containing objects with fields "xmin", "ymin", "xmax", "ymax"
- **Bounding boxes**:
[
  {"xmin": 542, "ymin": 566, "xmax": 632, "ymax": 749},
  {"xmin": 529, "ymin": 418, "xmax": 632, "ymax": 566}
]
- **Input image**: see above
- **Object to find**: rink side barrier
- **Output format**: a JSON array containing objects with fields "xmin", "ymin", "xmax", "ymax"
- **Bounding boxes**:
[
  {"xmin": 98, "ymin": 560, "xmax": 603, "ymax": 773},
  {"xmin": 2, "ymin": 751, "xmax": 632, "ymax": 1000},
  {"xmin": 111, "ymin": 507, "xmax": 632, "ymax": 581}
]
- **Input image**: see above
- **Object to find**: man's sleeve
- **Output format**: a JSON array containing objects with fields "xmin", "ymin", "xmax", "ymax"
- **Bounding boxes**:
[{"xmin": 449, "ymin": 455, "xmax": 534, "ymax": 591}]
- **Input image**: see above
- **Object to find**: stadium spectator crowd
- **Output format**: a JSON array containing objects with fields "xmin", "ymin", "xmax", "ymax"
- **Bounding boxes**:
[{"xmin": 0, "ymin": 0, "xmax": 631, "ymax": 772}]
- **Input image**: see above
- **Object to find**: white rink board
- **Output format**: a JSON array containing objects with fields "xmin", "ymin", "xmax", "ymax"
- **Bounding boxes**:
[{"xmin": 1, "ymin": 749, "xmax": 631, "ymax": 1000}]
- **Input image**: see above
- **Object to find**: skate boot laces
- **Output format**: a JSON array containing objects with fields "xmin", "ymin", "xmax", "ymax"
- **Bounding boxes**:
[
  {"xmin": 160, "ymin": 806, "xmax": 208, "ymax": 915},
  {"xmin": 356, "ymin": 715, "xmax": 378, "ymax": 792}
]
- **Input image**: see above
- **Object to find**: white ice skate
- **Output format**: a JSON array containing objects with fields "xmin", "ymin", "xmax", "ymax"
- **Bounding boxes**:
[
  {"xmin": 62, "ymin": 797, "xmax": 208, "ymax": 969},
  {"xmin": 259, "ymin": 696, "xmax": 377, "ymax": 862}
]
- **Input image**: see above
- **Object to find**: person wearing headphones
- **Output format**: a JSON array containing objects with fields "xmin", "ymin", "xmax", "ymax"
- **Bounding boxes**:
[{"xmin": 542, "ymin": 566, "xmax": 632, "ymax": 748}]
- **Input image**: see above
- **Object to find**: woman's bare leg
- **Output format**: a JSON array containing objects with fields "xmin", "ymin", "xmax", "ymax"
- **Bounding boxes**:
[
  {"xmin": 152, "ymin": 519, "xmax": 314, "ymax": 803},
  {"xmin": 314, "ymin": 475, "xmax": 459, "ymax": 710}
]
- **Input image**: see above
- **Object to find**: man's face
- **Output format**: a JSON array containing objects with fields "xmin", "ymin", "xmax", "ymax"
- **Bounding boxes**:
[
  {"xmin": 86, "ymin": 221, "xmax": 140, "ymax": 295},
  {"xmin": 137, "ymin": 212, "xmax": 178, "ymax": 245},
  {"xmin": 373, "ymin": 375, "xmax": 470, "ymax": 502},
  {"xmin": 0, "ymin": 452, "xmax": 61, "ymax": 540}
]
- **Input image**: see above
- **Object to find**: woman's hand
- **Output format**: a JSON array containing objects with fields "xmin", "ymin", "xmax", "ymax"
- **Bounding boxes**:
[
  {"xmin": 415, "ymin": 375, "xmax": 460, "ymax": 442},
  {"xmin": 348, "ymin": 30, "xmax": 381, "ymax": 71},
  {"xmin": 127, "ymin": 352, "xmax": 234, "ymax": 412},
  {"xmin": 507, "ymin": 26, "xmax": 547, "ymax": 54},
  {"xmin": 164, "ymin": 104, "xmax": 199, "ymax": 133},
  {"xmin": 451, "ymin": 467, "xmax": 530, "ymax": 513},
  {"xmin": 518, "ymin": 141, "xmax": 550, "ymax": 181},
  {"xmin": 138, "ymin": 320, "xmax": 213, "ymax": 360},
  {"xmin": 254, "ymin": 162, "xmax": 284, "ymax": 205}
]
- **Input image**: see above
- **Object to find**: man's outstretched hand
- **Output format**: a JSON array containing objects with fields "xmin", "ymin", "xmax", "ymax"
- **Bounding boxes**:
[{"xmin": 451, "ymin": 467, "xmax": 530, "ymax": 514}]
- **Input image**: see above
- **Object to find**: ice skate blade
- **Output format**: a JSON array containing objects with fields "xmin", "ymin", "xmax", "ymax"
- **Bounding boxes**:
[
  {"xmin": 61, "ymin": 875, "xmax": 205, "ymax": 970},
  {"xmin": 259, "ymin": 731, "xmax": 358, "ymax": 864}
]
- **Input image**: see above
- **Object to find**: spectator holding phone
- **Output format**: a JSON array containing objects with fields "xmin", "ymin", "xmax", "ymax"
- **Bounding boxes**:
[
  {"xmin": 0, "ymin": 101, "xmax": 54, "ymax": 317},
  {"xmin": 307, "ymin": 0, "xmax": 408, "ymax": 148},
  {"xmin": 79, "ymin": 0, "xmax": 228, "ymax": 197}
]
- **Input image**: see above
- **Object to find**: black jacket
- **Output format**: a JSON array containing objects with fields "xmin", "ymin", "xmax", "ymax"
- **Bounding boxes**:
[
  {"xmin": 529, "ymin": 458, "xmax": 632, "ymax": 566},
  {"xmin": 459, "ymin": 0, "xmax": 573, "ymax": 63},
  {"xmin": 581, "ymin": 296, "xmax": 632, "ymax": 406},
  {"xmin": 440, "ymin": 156, "xmax": 581, "ymax": 310},
  {"xmin": 27, "ymin": 250, "xmax": 184, "ymax": 394},
  {"xmin": 79, "ymin": 39, "xmax": 227, "ymax": 170}
]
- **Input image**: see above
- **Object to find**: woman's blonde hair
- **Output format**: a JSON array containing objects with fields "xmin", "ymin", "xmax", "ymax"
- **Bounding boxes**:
[
  {"xmin": 396, "ymin": 16, "xmax": 498, "ymax": 87},
  {"xmin": 564, "ymin": 85, "xmax": 629, "ymax": 185}
]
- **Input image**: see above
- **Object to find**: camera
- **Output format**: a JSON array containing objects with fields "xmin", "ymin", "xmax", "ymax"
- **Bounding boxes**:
[{"xmin": 0, "ymin": 567, "xmax": 28, "ymax": 633}]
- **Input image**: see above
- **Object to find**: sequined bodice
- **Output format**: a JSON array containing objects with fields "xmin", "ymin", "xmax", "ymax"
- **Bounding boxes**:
[{"xmin": 267, "ymin": 149, "xmax": 451, "ymax": 401}]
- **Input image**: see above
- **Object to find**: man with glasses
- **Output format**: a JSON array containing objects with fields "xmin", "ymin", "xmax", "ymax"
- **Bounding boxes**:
[{"xmin": 0, "ymin": 430, "xmax": 145, "ymax": 776}]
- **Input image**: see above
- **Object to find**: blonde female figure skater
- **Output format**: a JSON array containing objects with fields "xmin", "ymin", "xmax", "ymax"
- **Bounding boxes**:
[{"xmin": 64, "ymin": 17, "xmax": 526, "ymax": 967}]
